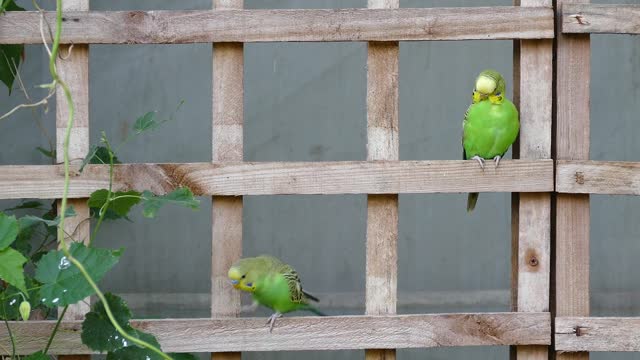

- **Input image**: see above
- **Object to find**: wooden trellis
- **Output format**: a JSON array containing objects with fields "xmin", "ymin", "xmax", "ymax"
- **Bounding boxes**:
[{"xmin": 0, "ymin": 1, "xmax": 635, "ymax": 359}]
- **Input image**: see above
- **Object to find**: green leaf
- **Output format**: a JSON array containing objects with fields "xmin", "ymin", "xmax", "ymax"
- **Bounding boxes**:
[
  {"xmin": 169, "ymin": 353, "xmax": 199, "ymax": 360},
  {"xmin": 23, "ymin": 351, "xmax": 50, "ymax": 360},
  {"xmin": 80, "ymin": 145, "xmax": 121, "ymax": 172},
  {"xmin": 36, "ymin": 146, "xmax": 56, "ymax": 160},
  {"xmin": 0, "ymin": 247, "xmax": 27, "ymax": 293},
  {"xmin": 1, "ymin": 0, "xmax": 25, "ymax": 12},
  {"xmin": 35, "ymin": 243, "xmax": 122, "ymax": 307},
  {"xmin": 88, "ymin": 189, "xmax": 141, "ymax": 218},
  {"xmin": 3, "ymin": 200, "xmax": 44, "ymax": 211},
  {"xmin": 141, "ymin": 188, "xmax": 200, "ymax": 218},
  {"xmin": 82, "ymin": 293, "xmax": 134, "ymax": 352},
  {"xmin": 0, "ymin": 213, "xmax": 19, "ymax": 249},
  {"xmin": 22, "ymin": 205, "xmax": 77, "ymax": 227},
  {"xmin": 0, "ymin": 44, "xmax": 22, "ymax": 94},
  {"xmin": 133, "ymin": 111, "xmax": 160, "ymax": 134},
  {"xmin": 0, "ymin": 277, "xmax": 40, "ymax": 319}
]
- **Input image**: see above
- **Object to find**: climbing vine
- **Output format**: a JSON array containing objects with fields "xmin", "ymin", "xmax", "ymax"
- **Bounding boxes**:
[{"xmin": 0, "ymin": 1, "xmax": 198, "ymax": 359}]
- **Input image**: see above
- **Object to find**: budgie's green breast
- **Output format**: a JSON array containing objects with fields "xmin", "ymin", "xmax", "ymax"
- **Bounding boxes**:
[
  {"xmin": 463, "ymin": 99, "xmax": 519, "ymax": 159},
  {"xmin": 253, "ymin": 273, "xmax": 305, "ymax": 314}
]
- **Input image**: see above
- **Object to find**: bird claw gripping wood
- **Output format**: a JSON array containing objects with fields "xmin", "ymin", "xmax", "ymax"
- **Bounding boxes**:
[
  {"xmin": 266, "ymin": 312, "xmax": 282, "ymax": 333},
  {"xmin": 471, "ymin": 155, "xmax": 485, "ymax": 170}
]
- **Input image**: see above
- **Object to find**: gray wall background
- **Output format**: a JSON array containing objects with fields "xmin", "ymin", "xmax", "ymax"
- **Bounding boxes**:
[{"xmin": 1, "ymin": 0, "xmax": 640, "ymax": 359}]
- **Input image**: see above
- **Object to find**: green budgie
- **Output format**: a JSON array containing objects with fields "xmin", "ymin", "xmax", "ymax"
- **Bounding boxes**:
[
  {"xmin": 463, "ymin": 69, "xmax": 519, "ymax": 212},
  {"xmin": 228, "ymin": 255, "xmax": 326, "ymax": 332}
]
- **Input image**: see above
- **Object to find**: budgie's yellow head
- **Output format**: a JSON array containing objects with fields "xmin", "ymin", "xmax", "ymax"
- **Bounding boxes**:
[
  {"xmin": 228, "ymin": 258, "xmax": 259, "ymax": 293},
  {"xmin": 474, "ymin": 69, "xmax": 506, "ymax": 96},
  {"xmin": 475, "ymin": 75, "xmax": 497, "ymax": 95}
]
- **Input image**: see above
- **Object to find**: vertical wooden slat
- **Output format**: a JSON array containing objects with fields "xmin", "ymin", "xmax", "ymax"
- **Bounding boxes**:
[
  {"xmin": 211, "ymin": 1, "xmax": 243, "ymax": 360},
  {"xmin": 56, "ymin": 2, "xmax": 90, "ymax": 360},
  {"xmin": 365, "ymin": 1, "xmax": 398, "ymax": 360},
  {"xmin": 555, "ymin": 0, "xmax": 590, "ymax": 360},
  {"xmin": 513, "ymin": 1, "xmax": 552, "ymax": 360}
]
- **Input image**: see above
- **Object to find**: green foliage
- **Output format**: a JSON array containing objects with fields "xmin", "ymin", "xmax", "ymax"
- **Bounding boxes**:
[
  {"xmin": 0, "ymin": 0, "xmax": 24, "ymax": 93},
  {"xmin": 23, "ymin": 351, "xmax": 50, "ymax": 360},
  {"xmin": 35, "ymin": 243, "xmax": 122, "ymax": 307},
  {"xmin": 0, "ymin": 212, "xmax": 19, "ymax": 249},
  {"xmin": 133, "ymin": 111, "xmax": 163, "ymax": 134},
  {"xmin": 3, "ymin": 200, "xmax": 45, "ymax": 211},
  {"xmin": 0, "ymin": 44, "xmax": 23, "ymax": 94},
  {"xmin": 81, "ymin": 293, "xmax": 135, "ymax": 352},
  {"xmin": 36, "ymin": 146, "xmax": 56, "ymax": 160},
  {"xmin": 22, "ymin": 205, "xmax": 76, "ymax": 227},
  {"xmin": 89, "ymin": 189, "xmax": 141, "ymax": 218},
  {"xmin": 0, "ymin": 247, "xmax": 27, "ymax": 293},
  {"xmin": 80, "ymin": 145, "xmax": 121, "ymax": 172},
  {"xmin": 141, "ymin": 188, "xmax": 200, "ymax": 218}
]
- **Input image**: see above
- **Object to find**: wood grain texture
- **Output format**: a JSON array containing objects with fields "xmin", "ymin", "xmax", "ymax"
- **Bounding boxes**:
[
  {"xmin": 366, "ymin": 2, "xmax": 398, "ymax": 359},
  {"xmin": 562, "ymin": 4, "xmax": 640, "ymax": 34},
  {"xmin": 212, "ymin": 2, "xmax": 242, "ymax": 360},
  {"xmin": 0, "ymin": 313, "xmax": 551, "ymax": 355},
  {"xmin": 556, "ymin": 160, "xmax": 640, "ymax": 195},
  {"xmin": 0, "ymin": 7, "xmax": 554, "ymax": 45},
  {"xmin": 556, "ymin": 317, "xmax": 640, "ymax": 352},
  {"xmin": 513, "ymin": 3, "xmax": 552, "ymax": 360},
  {"xmin": 0, "ymin": 160, "xmax": 554, "ymax": 199},
  {"xmin": 555, "ymin": 1, "xmax": 590, "ymax": 360},
  {"xmin": 56, "ymin": 3, "xmax": 90, "ymax": 360}
]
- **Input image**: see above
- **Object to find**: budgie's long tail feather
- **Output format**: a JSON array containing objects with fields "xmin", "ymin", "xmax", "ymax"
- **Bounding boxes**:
[
  {"xmin": 304, "ymin": 305, "xmax": 327, "ymax": 316},
  {"xmin": 303, "ymin": 290, "xmax": 320, "ymax": 302},
  {"xmin": 467, "ymin": 192, "xmax": 479, "ymax": 212}
]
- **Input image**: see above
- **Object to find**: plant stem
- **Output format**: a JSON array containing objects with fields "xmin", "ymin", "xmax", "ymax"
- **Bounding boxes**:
[
  {"xmin": 48, "ymin": 2, "xmax": 171, "ymax": 359},
  {"xmin": 3, "ymin": 318, "xmax": 16, "ymax": 360},
  {"xmin": 66, "ymin": 256, "xmax": 172, "ymax": 360},
  {"xmin": 43, "ymin": 305, "xmax": 67, "ymax": 355}
]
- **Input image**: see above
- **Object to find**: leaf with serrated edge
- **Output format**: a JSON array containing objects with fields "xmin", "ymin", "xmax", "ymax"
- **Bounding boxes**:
[
  {"xmin": 89, "ymin": 190, "xmax": 141, "ymax": 218},
  {"xmin": 0, "ymin": 213, "xmax": 19, "ymax": 249},
  {"xmin": 35, "ymin": 243, "xmax": 122, "ymax": 307},
  {"xmin": 133, "ymin": 111, "xmax": 159, "ymax": 134},
  {"xmin": 82, "ymin": 293, "xmax": 134, "ymax": 352},
  {"xmin": 0, "ymin": 248, "xmax": 27, "ymax": 293},
  {"xmin": 141, "ymin": 188, "xmax": 200, "ymax": 218}
]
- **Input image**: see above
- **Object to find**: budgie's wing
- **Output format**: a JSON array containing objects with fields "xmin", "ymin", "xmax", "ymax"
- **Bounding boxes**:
[{"xmin": 276, "ymin": 263, "xmax": 306, "ymax": 304}]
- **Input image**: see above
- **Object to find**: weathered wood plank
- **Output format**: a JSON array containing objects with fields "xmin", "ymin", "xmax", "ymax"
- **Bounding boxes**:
[
  {"xmin": 0, "ymin": 313, "xmax": 551, "ymax": 355},
  {"xmin": 56, "ymin": 6, "xmax": 90, "ymax": 360},
  {"xmin": 557, "ymin": 160, "xmax": 640, "ymax": 195},
  {"xmin": 562, "ymin": 4, "xmax": 640, "ymax": 34},
  {"xmin": 555, "ymin": 1, "xmax": 590, "ymax": 359},
  {"xmin": 0, "ymin": 160, "xmax": 554, "ymax": 199},
  {"xmin": 366, "ymin": 2, "xmax": 399, "ymax": 359},
  {"xmin": 513, "ymin": 3, "xmax": 552, "ymax": 359},
  {"xmin": 211, "ymin": 2, "xmax": 243, "ymax": 360},
  {"xmin": 556, "ymin": 317, "xmax": 640, "ymax": 352},
  {"xmin": 0, "ymin": 7, "xmax": 554, "ymax": 45}
]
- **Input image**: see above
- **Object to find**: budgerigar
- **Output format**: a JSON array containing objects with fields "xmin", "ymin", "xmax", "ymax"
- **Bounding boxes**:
[
  {"xmin": 228, "ymin": 255, "xmax": 326, "ymax": 332},
  {"xmin": 463, "ymin": 69, "xmax": 519, "ymax": 212}
]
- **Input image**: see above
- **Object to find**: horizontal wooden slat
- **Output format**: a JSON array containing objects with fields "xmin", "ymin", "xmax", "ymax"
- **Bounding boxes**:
[
  {"xmin": 0, "ymin": 312, "xmax": 550, "ymax": 354},
  {"xmin": 556, "ymin": 317, "xmax": 640, "ymax": 352},
  {"xmin": 562, "ymin": 4, "xmax": 640, "ymax": 34},
  {"xmin": 0, "ymin": 160, "xmax": 553, "ymax": 199},
  {"xmin": 556, "ymin": 160, "xmax": 640, "ymax": 195},
  {"xmin": 0, "ymin": 7, "xmax": 554, "ymax": 44}
]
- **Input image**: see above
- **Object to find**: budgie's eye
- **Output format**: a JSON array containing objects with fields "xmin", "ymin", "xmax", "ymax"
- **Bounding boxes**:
[{"xmin": 241, "ymin": 275, "xmax": 246, "ymax": 279}]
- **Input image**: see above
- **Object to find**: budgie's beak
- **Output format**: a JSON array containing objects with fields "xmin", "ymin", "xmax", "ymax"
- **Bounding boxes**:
[
  {"xmin": 228, "ymin": 267, "xmax": 243, "ymax": 289},
  {"xmin": 475, "ymin": 75, "xmax": 497, "ymax": 95}
]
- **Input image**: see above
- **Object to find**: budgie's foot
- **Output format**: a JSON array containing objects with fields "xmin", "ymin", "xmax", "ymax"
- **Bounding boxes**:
[
  {"xmin": 266, "ymin": 312, "xmax": 283, "ymax": 333},
  {"xmin": 493, "ymin": 155, "xmax": 501, "ymax": 169},
  {"xmin": 471, "ymin": 155, "xmax": 485, "ymax": 170}
]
